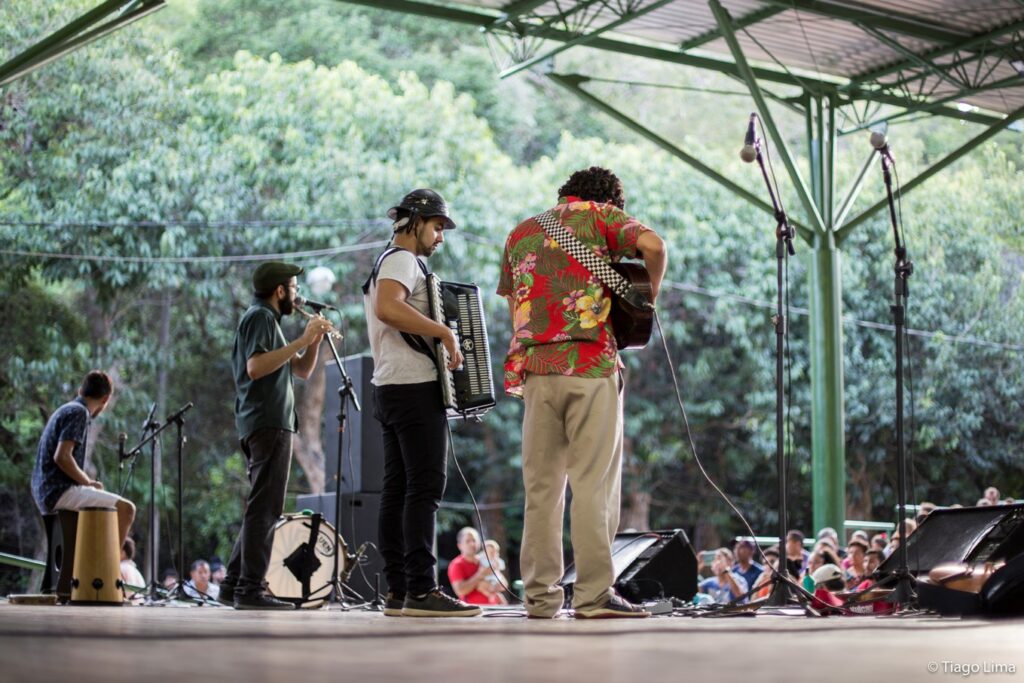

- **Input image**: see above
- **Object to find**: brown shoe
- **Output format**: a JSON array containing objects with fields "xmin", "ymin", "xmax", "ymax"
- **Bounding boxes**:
[{"xmin": 574, "ymin": 593, "xmax": 651, "ymax": 619}]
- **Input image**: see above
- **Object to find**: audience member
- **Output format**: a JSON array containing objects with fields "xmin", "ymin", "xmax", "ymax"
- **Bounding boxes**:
[
  {"xmin": 732, "ymin": 538, "xmax": 764, "ymax": 591},
  {"xmin": 119, "ymin": 537, "xmax": 145, "ymax": 599},
  {"xmin": 984, "ymin": 487, "xmax": 1000, "ymax": 505},
  {"xmin": 698, "ymin": 548, "xmax": 749, "ymax": 604},
  {"xmin": 816, "ymin": 527, "xmax": 840, "ymax": 550},
  {"xmin": 785, "ymin": 530, "xmax": 809, "ymax": 578},
  {"xmin": 160, "ymin": 568, "xmax": 179, "ymax": 590},
  {"xmin": 209, "ymin": 559, "xmax": 226, "ymax": 585},
  {"xmin": 478, "ymin": 539, "xmax": 509, "ymax": 605},
  {"xmin": 870, "ymin": 533, "xmax": 887, "ymax": 552},
  {"xmin": 447, "ymin": 527, "xmax": 500, "ymax": 606},
  {"xmin": 750, "ymin": 546, "xmax": 780, "ymax": 600},
  {"xmin": 183, "ymin": 559, "xmax": 220, "ymax": 601},
  {"xmin": 885, "ymin": 519, "xmax": 918, "ymax": 558},
  {"xmin": 809, "ymin": 564, "xmax": 845, "ymax": 610},
  {"xmin": 844, "ymin": 539, "xmax": 869, "ymax": 588},
  {"xmin": 803, "ymin": 547, "xmax": 841, "ymax": 593}
]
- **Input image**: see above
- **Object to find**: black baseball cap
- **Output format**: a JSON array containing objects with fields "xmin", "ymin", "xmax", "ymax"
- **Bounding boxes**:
[
  {"xmin": 387, "ymin": 188, "xmax": 456, "ymax": 230},
  {"xmin": 252, "ymin": 261, "xmax": 304, "ymax": 294}
]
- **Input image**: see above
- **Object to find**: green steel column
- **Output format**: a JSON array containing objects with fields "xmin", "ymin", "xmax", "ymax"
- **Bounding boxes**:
[
  {"xmin": 807, "ymin": 95, "xmax": 846, "ymax": 535},
  {"xmin": 809, "ymin": 233, "xmax": 846, "ymax": 534}
]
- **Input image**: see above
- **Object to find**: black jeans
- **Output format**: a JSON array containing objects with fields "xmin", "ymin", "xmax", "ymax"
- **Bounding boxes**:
[
  {"xmin": 373, "ymin": 381, "xmax": 448, "ymax": 598},
  {"xmin": 224, "ymin": 427, "xmax": 292, "ymax": 594}
]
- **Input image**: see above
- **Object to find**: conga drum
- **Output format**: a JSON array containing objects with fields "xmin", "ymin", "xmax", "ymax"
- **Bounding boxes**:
[{"xmin": 71, "ymin": 507, "xmax": 123, "ymax": 605}]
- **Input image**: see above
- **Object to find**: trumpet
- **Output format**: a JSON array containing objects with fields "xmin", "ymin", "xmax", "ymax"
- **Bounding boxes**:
[{"xmin": 294, "ymin": 301, "xmax": 344, "ymax": 341}]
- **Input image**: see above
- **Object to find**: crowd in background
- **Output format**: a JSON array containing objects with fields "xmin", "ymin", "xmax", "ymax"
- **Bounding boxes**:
[{"xmin": 696, "ymin": 485, "xmax": 1015, "ymax": 607}]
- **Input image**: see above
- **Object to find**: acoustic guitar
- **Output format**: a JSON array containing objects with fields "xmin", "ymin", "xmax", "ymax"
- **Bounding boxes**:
[{"xmin": 609, "ymin": 262, "xmax": 653, "ymax": 350}]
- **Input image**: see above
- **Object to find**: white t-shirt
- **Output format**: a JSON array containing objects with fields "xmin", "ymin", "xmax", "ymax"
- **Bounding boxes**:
[{"xmin": 364, "ymin": 248, "xmax": 438, "ymax": 386}]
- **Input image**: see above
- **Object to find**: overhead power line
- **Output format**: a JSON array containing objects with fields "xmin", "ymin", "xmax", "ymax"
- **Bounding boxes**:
[
  {"xmin": 0, "ymin": 241, "xmax": 390, "ymax": 263},
  {"xmin": 664, "ymin": 281, "xmax": 1024, "ymax": 352}
]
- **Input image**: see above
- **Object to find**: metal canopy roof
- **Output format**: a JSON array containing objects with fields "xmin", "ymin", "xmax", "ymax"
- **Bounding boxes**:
[{"xmin": 352, "ymin": 0, "xmax": 1024, "ymax": 119}]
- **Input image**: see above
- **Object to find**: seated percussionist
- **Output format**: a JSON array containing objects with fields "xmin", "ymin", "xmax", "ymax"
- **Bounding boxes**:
[{"xmin": 31, "ymin": 371, "xmax": 136, "ymax": 547}]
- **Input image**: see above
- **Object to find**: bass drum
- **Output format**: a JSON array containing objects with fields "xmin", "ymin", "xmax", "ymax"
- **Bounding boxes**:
[{"xmin": 266, "ymin": 513, "xmax": 346, "ymax": 608}]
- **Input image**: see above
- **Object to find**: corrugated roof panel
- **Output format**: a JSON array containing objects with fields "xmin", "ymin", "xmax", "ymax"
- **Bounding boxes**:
[{"xmin": 439, "ymin": 0, "xmax": 1024, "ymax": 114}]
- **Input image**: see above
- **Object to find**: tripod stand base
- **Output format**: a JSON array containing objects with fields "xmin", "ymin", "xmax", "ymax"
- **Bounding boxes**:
[{"xmin": 885, "ymin": 571, "xmax": 919, "ymax": 608}]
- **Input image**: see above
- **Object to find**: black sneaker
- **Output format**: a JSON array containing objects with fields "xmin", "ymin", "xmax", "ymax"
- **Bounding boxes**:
[
  {"xmin": 401, "ymin": 589, "xmax": 481, "ymax": 617},
  {"xmin": 574, "ymin": 593, "xmax": 651, "ymax": 619},
  {"xmin": 233, "ymin": 591, "xmax": 296, "ymax": 611},
  {"xmin": 217, "ymin": 583, "xmax": 235, "ymax": 607},
  {"xmin": 384, "ymin": 592, "xmax": 405, "ymax": 617}
]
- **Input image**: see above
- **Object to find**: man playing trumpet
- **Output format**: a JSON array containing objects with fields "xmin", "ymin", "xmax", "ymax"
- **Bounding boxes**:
[{"xmin": 219, "ymin": 261, "xmax": 331, "ymax": 610}]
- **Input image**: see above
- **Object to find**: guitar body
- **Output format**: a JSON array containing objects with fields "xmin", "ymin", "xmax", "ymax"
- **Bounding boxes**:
[{"xmin": 609, "ymin": 262, "xmax": 653, "ymax": 350}]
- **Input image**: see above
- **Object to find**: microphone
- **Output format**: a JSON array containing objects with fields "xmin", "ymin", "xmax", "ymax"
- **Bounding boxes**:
[
  {"xmin": 870, "ymin": 130, "xmax": 894, "ymax": 161},
  {"xmin": 740, "ymin": 112, "xmax": 758, "ymax": 163},
  {"xmin": 166, "ymin": 401, "xmax": 194, "ymax": 424},
  {"xmin": 141, "ymin": 402, "xmax": 158, "ymax": 434},
  {"xmin": 118, "ymin": 432, "xmax": 128, "ymax": 462},
  {"xmin": 294, "ymin": 295, "xmax": 337, "ymax": 312}
]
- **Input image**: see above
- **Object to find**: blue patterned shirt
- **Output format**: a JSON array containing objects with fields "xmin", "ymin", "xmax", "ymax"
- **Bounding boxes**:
[{"xmin": 31, "ymin": 397, "xmax": 91, "ymax": 514}]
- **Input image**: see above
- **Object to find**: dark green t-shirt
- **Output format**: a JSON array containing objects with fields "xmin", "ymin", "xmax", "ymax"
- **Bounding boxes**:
[{"xmin": 233, "ymin": 299, "xmax": 297, "ymax": 440}]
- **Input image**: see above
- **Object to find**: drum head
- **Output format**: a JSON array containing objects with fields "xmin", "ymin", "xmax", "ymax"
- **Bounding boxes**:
[{"xmin": 266, "ymin": 514, "xmax": 345, "ymax": 606}]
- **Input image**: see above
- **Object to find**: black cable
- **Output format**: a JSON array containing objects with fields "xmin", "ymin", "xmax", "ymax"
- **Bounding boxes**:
[
  {"xmin": 653, "ymin": 310, "xmax": 801, "ymax": 594},
  {"xmin": 445, "ymin": 420, "xmax": 522, "ymax": 605},
  {"xmin": 338, "ymin": 318, "xmax": 376, "ymax": 603}
]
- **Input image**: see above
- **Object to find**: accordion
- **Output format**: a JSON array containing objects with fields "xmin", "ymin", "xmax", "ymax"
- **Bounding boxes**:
[{"xmin": 426, "ymin": 274, "xmax": 496, "ymax": 418}]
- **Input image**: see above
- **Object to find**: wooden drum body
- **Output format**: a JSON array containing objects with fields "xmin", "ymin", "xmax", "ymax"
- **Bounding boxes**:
[{"xmin": 71, "ymin": 507, "xmax": 123, "ymax": 605}]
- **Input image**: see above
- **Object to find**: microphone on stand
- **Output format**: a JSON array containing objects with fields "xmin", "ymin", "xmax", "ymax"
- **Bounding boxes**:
[
  {"xmin": 166, "ymin": 401, "xmax": 194, "ymax": 424},
  {"xmin": 740, "ymin": 112, "xmax": 759, "ymax": 163},
  {"xmin": 141, "ymin": 402, "xmax": 158, "ymax": 435},
  {"xmin": 870, "ymin": 130, "xmax": 894, "ymax": 162},
  {"xmin": 294, "ymin": 295, "xmax": 337, "ymax": 312},
  {"xmin": 118, "ymin": 432, "xmax": 128, "ymax": 464}
]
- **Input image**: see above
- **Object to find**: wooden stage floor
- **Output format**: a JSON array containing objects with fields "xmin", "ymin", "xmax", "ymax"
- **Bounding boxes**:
[{"xmin": 1, "ymin": 602, "xmax": 1022, "ymax": 683}]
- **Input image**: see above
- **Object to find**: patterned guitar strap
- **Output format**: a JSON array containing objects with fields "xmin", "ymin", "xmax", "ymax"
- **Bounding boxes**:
[{"xmin": 532, "ymin": 210, "xmax": 653, "ymax": 311}]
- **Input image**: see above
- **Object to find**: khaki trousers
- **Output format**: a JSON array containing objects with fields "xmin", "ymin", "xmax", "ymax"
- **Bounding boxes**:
[{"xmin": 520, "ymin": 372, "xmax": 623, "ymax": 617}]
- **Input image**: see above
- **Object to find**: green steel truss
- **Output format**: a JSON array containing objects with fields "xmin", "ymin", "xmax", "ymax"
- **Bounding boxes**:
[
  {"xmin": 0, "ymin": 0, "xmax": 166, "ymax": 89},
  {"xmin": 342, "ymin": 0, "xmax": 1024, "ymax": 533}
]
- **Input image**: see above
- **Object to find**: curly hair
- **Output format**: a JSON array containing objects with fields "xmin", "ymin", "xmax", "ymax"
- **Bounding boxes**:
[{"xmin": 557, "ymin": 166, "xmax": 625, "ymax": 209}]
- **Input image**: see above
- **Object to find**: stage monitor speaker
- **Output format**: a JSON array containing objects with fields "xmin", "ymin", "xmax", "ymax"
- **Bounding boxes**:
[
  {"xmin": 323, "ymin": 355, "xmax": 384, "ymax": 494},
  {"xmin": 561, "ymin": 529, "xmax": 698, "ymax": 604},
  {"xmin": 296, "ymin": 492, "xmax": 386, "ymax": 600},
  {"xmin": 878, "ymin": 503, "xmax": 1024, "ymax": 577}
]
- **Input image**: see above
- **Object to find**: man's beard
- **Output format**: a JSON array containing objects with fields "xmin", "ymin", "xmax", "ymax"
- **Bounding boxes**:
[{"xmin": 280, "ymin": 295, "xmax": 295, "ymax": 316}]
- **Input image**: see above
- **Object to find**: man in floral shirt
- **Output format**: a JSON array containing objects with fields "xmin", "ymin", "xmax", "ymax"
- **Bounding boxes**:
[{"xmin": 497, "ymin": 166, "xmax": 667, "ymax": 618}]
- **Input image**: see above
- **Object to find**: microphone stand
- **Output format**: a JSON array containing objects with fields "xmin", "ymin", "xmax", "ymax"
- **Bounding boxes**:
[
  {"xmin": 121, "ymin": 406, "xmax": 193, "ymax": 605},
  {"xmin": 747, "ymin": 139, "xmax": 820, "ymax": 614},
  {"xmin": 303, "ymin": 305, "xmax": 363, "ymax": 607},
  {"xmin": 877, "ymin": 150, "xmax": 917, "ymax": 607},
  {"xmin": 165, "ymin": 402, "xmax": 198, "ymax": 604}
]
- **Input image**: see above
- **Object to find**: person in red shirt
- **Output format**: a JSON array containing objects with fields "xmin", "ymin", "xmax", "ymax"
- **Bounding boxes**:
[
  {"xmin": 497, "ymin": 167, "xmax": 667, "ymax": 619},
  {"xmin": 447, "ymin": 527, "xmax": 499, "ymax": 605}
]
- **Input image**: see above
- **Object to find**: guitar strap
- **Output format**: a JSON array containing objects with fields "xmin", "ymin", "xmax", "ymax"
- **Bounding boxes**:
[{"xmin": 532, "ymin": 210, "xmax": 653, "ymax": 311}]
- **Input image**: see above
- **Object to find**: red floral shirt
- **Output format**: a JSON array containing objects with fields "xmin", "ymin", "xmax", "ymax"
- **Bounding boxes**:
[{"xmin": 496, "ymin": 197, "xmax": 649, "ymax": 398}]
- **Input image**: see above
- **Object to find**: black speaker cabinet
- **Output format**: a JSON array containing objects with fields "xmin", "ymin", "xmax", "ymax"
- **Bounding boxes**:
[
  {"xmin": 296, "ymin": 492, "xmax": 386, "ymax": 600},
  {"xmin": 561, "ymin": 529, "xmax": 698, "ymax": 604},
  {"xmin": 323, "ymin": 355, "xmax": 384, "ymax": 494},
  {"xmin": 879, "ymin": 503, "xmax": 1024, "ymax": 576}
]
